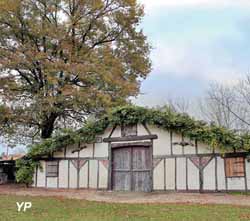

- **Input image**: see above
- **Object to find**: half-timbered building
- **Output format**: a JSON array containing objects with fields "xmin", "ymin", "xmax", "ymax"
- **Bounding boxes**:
[{"xmin": 32, "ymin": 107, "xmax": 250, "ymax": 192}]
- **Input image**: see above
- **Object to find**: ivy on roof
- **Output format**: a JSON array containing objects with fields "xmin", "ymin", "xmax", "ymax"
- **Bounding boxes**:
[
  {"xmin": 28, "ymin": 105, "xmax": 250, "ymax": 158},
  {"xmin": 16, "ymin": 105, "xmax": 250, "ymax": 186}
]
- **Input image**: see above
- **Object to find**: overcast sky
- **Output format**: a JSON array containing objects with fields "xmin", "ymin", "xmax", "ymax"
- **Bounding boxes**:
[
  {"xmin": 134, "ymin": 0, "xmax": 250, "ymax": 106},
  {"xmin": 2, "ymin": 0, "xmax": 250, "ymax": 154}
]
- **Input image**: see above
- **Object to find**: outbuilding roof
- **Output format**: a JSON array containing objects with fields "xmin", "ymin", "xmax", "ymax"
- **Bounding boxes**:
[{"xmin": 26, "ymin": 105, "xmax": 250, "ymax": 159}]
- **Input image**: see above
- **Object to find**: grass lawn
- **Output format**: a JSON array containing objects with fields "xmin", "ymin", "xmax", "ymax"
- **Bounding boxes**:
[{"xmin": 0, "ymin": 195, "xmax": 250, "ymax": 221}]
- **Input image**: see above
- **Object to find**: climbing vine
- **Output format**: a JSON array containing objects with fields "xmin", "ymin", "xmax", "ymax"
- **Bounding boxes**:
[{"xmin": 16, "ymin": 105, "xmax": 250, "ymax": 186}]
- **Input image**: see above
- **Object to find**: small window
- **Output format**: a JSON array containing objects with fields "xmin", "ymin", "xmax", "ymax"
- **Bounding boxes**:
[
  {"xmin": 46, "ymin": 161, "xmax": 59, "ymax": 177},
  {"xmin": 225, "ymin": 157, "xmax": 245, "ymax": 177},
  {"xmin": 121, "ymin": 124, "xmax": 137, "ymax": 137}
]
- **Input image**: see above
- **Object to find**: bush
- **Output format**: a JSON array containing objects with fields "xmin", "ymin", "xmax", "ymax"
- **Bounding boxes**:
[{"xmin": 15, "ymin": 159, "xmax": 40, "ymax": 187}]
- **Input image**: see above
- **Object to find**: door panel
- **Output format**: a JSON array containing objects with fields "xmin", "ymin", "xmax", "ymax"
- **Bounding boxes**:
[
  {"xmin": 113, "ymin": 148, "xmax": 131, "ymax": 170},
  {"xmin": 132, "ymin": 171, "xmax": 151, "ymax": 192},
  {"xmin": 132, "ymin": 147, "xmax": 151, "ymax": 170},
  {"xmin": 112, "ymin": 171, "xmax": 131, "ymax": 191},
  {"xmin": 112, "ymin": 146, "xmax": 152, "ymax": 192}
]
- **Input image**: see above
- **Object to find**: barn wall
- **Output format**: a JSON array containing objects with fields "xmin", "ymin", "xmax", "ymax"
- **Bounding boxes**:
[
  {"xmin": 99, "ymin": 161, "xmax": 108, "ymax": 189},
  {"xmin": 36, "ymin": 161, "xmax": 46, "ymax": 187},
  {"xmin": 165, "ymin": 158, "xmax": 175, "ymax": 190},
  {"xmin": 153, "ymin": 160, "xmax": 164, "ymax": 190},
  {"xmin": 79, "ymin": 162, "xmax": 88, "ymax": 188},
  {"xmin": 58, "ymin": 160, "xmax": 68, "ymax": 188},
  {"xmin": 34, "ymin": 123, "xmax": 250, "ymax": 192},
  {"xmin": 203, "ymin": 158, "xmax": 215, "ymax": 190},
  {"xmin": 217, "ymin": 156, "xmax": 226, "ymax": 190},
  {"xmin": 187, "ymin": 159, "xmax": 199, "ymax": 190},
  {"xmin": 246, "ymin": 158, "xmax": 250, "ymax": 190},
  {"xmin": 89, "ymin": 160, "xmax": 98, "ymax": 188},
  {"xmin": 79, "ymin": 144, "xmax": 93, "ymax": 158}
]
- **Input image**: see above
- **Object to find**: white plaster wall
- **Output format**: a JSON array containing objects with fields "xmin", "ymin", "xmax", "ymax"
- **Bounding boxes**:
[
  {"xmin": 149, "ymin": 125, "xmax": 171, "ymax": 156},
  {"xmin": 94, "ymin": 128, "xmax": 110, "ymax": 157},
  {"xmin": 99, "ymin": 161, "xmax": 108, "ymax": 189},
  {"xmin": 69, "ymin": 161, "xmax": 77, "ymax": 188},
  {"xmin": 47, "ymin": 177, "xmax": 57, "ymax": 188},
  {"xmin": 217, "ymin": 157, "xmax": 226, "ymax": 190},
  {"xmin": 203, "ymin": 158, "xmax": 215, "ymax": 190},
  {"xmin": 137, "ymin": 124, "xmax": 149, "ymax": 135},
  {"xmin": 79, "ymin": 163, "xmax": 88, "ymax": 188},
  {"xmin": 183, "ymin": 138, "xmax": 196, "ymax": 154},
  {"xmin": 197, "ymin": 142, "xmax": 213, "ymax": 154},
  {"xmin": 66, "ymin": 144, "xmax": 78, "ymax": 158},
  {"xmin": 187, "ymin": 159, "xmax": 199, "ymax": 190},
  {"xmin": 153, "ymin": 160, "xmax": 164, "ymax": 190},
  {"xmin": 172, "ymin": 133, "xmax": 183, "ymax": 155},
  {"xmin": 103, "ymin": 126, "xmax": 113, "ymax": 137},
  {"xmin": 111, "ymin": 126, "xmax": 121, "ymax": 137},
  {"xmin": 246, "ymin": 159, "xmax": 250, "ymax": 191},
  {"xmin": 94, "ymin": 143, "xmax": 108, "ymax": 158},
  {"xmin": 59, "ymin": 160, "xmax": 68, "ymax": 188},
  {"xmin": 176, "ymin": 158, "xmax": 186, "ymax": 190},
  {"xmin": 227, "ymin": 178, "xmax": 245, "ymax": 190},
  {"xmin": 165, "ymin": 158, "xmax": 175, "ymax": 190},
  {"xmin": 37, "ymin": 161, "xmax": 46, "ymax": 187},
  {"xmin": 89, "ymin": 160, "xmax": 98, "ymax": 188},
  {"xmin": 79, "ymin": 143, "xmax": 93, "ymax": 157}
]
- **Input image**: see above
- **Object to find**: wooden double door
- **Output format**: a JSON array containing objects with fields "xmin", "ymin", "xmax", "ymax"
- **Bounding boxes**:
[{"xmin": 112, "ymin": 146, "xmax": 152, "ymax": 192}]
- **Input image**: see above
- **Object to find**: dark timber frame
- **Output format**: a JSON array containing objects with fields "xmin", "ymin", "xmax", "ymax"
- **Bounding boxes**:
[{"xmin": 36, "ymin": 124, "xmax": 250, "ymax": 193}]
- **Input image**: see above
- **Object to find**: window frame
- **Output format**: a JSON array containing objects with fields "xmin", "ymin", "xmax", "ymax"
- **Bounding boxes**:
[
  {"xmin": 225, "ymin": 157, "xmax": 245, "ymax": 178},
  {"xmin": 46, "ymin": 160, "xmax": 59, "ymax": 177}
]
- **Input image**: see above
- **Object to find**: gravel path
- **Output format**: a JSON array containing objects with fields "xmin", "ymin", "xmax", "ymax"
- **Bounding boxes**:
[{"xmin": 1, "ymin": 184, "xmax": 250, "ymax": 206}]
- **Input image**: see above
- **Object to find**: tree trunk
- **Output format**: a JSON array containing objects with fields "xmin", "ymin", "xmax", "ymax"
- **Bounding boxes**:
[{"xmin": 41, "ymin": 113, "xmax": 58, "ymax": 138}]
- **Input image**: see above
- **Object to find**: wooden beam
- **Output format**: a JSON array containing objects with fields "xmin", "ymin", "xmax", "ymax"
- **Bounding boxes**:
[
  {"xmin": 87, "ymin": 160, "xmax": 90, "ymax": 189},
  {"xmin": 68, "ymin": 160, "xmax": 70, "ymax": 189},
  {"xmin": 149, "ymin": 139, "xmax": 154, "ymax": 192},
  {"xmin": 111, "ymin": 141, "xmax": 151, "ymax": 148},
  {"xmin": 103, "ymin": 134, "xmax": 158, "ymax": 143},
  {"xmin": 215, "ymin": 156, "xmax": 218, "ymax": 191},
  {"xmin": 108, "ymin": 142, "xmax": 112, "ymax": 190},
  {"xmin": 35, "ymin": 165, "xmax": 38, "ymax": 187},
  {"xmin": 195, "ymin": 139, "xmax": 198, "ymax": 154},
  {"xmin": 57, "ymin": 160, "xmax": 59, "ymax": 188},
  {"xmin": 224, "ymin": 158, "xmax": 228, "ymax": 192},
  {"xmin": 199, "ymin": 157, "xmax": 203, "ymax": 193},
  {"xmin": 97, "ymin": 160, "xmax": 100, "ymax": 190},
  {"xmin": 143, "ymin": 123, "xmax": 151, "ymax": 135},
  {"xmin": 108, "ymin": 125, "xmax": 117, "ymax": 138},
  {"xmin": 163, "ymin": 158, "xmax": 166, "ymax": 191},
  {"xmin": 175, "ymin": 157, "xmax": 177, "ymax": 191},
  {"xmin": 170, "ymin": 131, "xmax": 173, "ymax": 155},
  {"xmin": 153, "ymin": 152, "xmax": 249, "ymax": 159},
  {"xmin": 186, "ymin": 157, "xmax": 188, "ymax": 191},
  {"xmin": 64, "ymin": 146, "xmax": 66, "ymax": 158},
  {"xmin": 244, "ymin": 157, "xmax": 248, "ymax": 193}
]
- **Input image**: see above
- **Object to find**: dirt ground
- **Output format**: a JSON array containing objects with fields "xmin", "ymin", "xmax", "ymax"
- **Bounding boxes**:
[{"xmin": 1, "ymin": 184, "xmax": 250, "ymax": 206}]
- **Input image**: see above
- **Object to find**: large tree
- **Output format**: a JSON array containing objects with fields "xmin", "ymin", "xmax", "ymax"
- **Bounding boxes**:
[{"xmin": 0, "ymin": 0, "xmax": 151, "ymax": 141}]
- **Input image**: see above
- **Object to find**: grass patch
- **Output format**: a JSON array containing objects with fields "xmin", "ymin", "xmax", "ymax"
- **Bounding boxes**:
[
  {"xmin": 0, "ymin": 194, "xmax": 250, "ymax": 221},
  {"xmin": 229, "ymin": 192, "xmax": 249, "ymax": 196}
]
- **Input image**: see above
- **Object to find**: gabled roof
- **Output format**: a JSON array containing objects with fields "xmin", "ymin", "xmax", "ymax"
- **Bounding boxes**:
[
  {"xmin": 27, "ymin": 105, "xmax": 250, "ymax": 159},
  {"xmin": 0, "ymin": 154, "xmax": 24, "ymax": 162}
]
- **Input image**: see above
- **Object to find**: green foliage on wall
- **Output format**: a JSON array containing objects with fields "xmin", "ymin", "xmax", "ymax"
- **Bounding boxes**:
[{"xmin": 16, "ymin": 105, "xmax": 250, "ymax": 186}]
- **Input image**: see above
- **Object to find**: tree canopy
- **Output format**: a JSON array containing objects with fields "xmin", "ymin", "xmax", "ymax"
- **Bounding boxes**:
[{"xmin": 0, "ymin": 0, "xmax": 151, "ymax": 141}]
